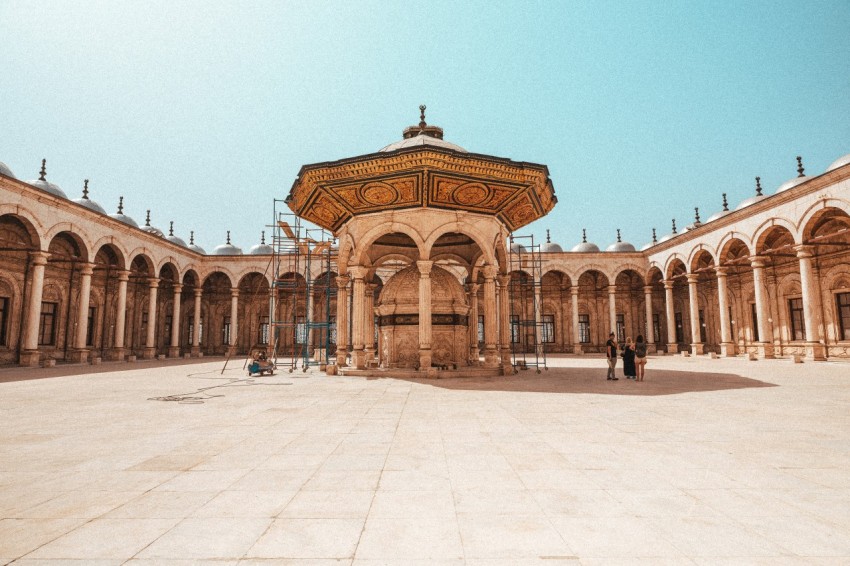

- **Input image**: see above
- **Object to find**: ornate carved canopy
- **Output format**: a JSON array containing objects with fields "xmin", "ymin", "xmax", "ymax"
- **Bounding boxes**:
[{"xmin": 286, "ymin": 147, "xmax": 556, "ymax": 233}]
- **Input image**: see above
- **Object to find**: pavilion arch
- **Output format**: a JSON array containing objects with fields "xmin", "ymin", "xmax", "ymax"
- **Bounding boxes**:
[
  {"xmin": 493, "ymin": 236, "xmax": 508, "ymax": 274},
  {"xmin": 753, "ymin": 218, "xmax": 800, "ymax": 253},
  {"xmin": 373, "ymin": 254, "xmax": 413, "ymax": 269},
  {"xmin": 716, "ymin": 233, "xmax": 754, "ymax": 262},
  {"xmin": 91, "ymin": 236, "xmax": 129, "ymax": 269},
  {"xmin": 336, "ymin": 233, "xmax": 357, "ymax": 274},
  {"xmin": 611, "ymin": 262, "xmax": 649, "ymax": 285},
  {"xmin": 798, "ymin": 198, "xmax": 850, "ymax": 238},
  {"xmin": 800, "ymin": 204, "xmax": 850, "ymax": 243},
  {"xmin": 687, "ymin": 244, "xmax": 717, "ymax": 272},
  {"xmin": 353, "ymin": 222, "xmax": 427, "ymax": 265},
  {"xmin": 423, "ymin": 224, "xmax": 495, "ymax": 265},
  {"xmin": 0, "ymin": 206, "xmax": 44, "ymax": 250},
  {"xmin": 430, "ymin": 252, "xmax": 470, "ymax": 268},
  {"xmin": 664, "ymin": 254, "xmax": 688, "ymax": 278}
]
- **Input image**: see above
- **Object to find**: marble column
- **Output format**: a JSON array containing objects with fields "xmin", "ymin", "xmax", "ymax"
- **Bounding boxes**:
[
  {"xmin": 19, "ymin": 251, "xmax": 49, "ymax": 367},
  {"xmin": 795, "ymin": 245, "xmax": 826, "ymax": 360},
  {"xmin": 643, "ymin": 285, "xmax": 656, "ymax": 353},
  {"xmin": 349, "ymin": 267, "xmax": 366, "ymax": 369},
  {"xmin": 498, "ymin": 273, "xmax": 513, "ymax": 372},
  {"xmin": 468, "ymin": 283, "xmax": 479, "ymax": 365},
  {"xmin": 229, "ymin": 288, "xmax": 239, "ymax": 355},
  {"xmin": 417, "ymin": 260, "xmax": 433, "ymax": 371},
  {"xmin": 482, "ymin": 265, "xmax": 498, "ymax": 367},
  {"xmin": 335, "ymin": 274, "xmax": 350, "ymax": 367},
  {"xmin": 571, "ymin": 287, "xmax": 582, "ymax": 354},
  {"xmin": 143, "ymin": 278, "xmax": 159, "ymax": 359},
  {"xmin": 686, "ymin": 274, "xmax": 704, "ymax": 355},
  {"xmin": 750, "ymin": 256, "xmax": 775, "ymax": 358},
  {"xmin": 191, "ymin": 287, "xmax": 202, "ymax": 356},
  {"xmin": 364, "ymin": 283, "xmax": 377, "ymax": 363},
  {"xmin": 533, "ymin": 276, "xmax": 544, "ymax": 360},
  {"xmin": 168, "ymin": 284, "xmax": 182, "ymax": 358},
  {"xmin": 607, "ymin": 285, "xmax": 617, "ymax": 338},
  {"xmin": 716, "ymin": 267, "xmax": 736, "ymax": 357},
  {"xmin": 664, "ymin": 280, "xmax": 678, "ymax": 354},
  {"xmin": 108, "ymin": 269, "xmax": 129, "ymax": 361},
  {"xmin": 68, "ymin": 262, "xmax": 95, "ymax": 363}
]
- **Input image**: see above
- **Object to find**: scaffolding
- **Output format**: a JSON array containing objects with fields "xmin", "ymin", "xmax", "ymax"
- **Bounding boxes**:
[
  {"xmin": 269, "ymin": 199, "xmax": 336, "ymax": 373},
  {"xmin": 507, "ymin": 233, "xmax": 547, "ymax": 373}
]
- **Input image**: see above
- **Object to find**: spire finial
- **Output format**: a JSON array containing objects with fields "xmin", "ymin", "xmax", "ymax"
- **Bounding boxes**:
[
  {"xmin": 722, "ymin": 193, "xmax": 729, "ymax": 211},
  {"xmin": 652, "ymin": 228, "xmax": 657, "ymax": 244},
  {"xmin": 672, "ymin": 219, "xmax": 677, "ymax": 234},
  {"xmin": 755, "ymin": 176, "xmax": 763, "ymax": 196},
  {"xmin": 82, "ymin": 179, "xmax": 89, "ymax": 199},
  {"xmin": 145, "ymin": 210, "xmax": 151, "ymax": 227},
  {"xmin": 260, "ymin": 230, "xmax": 266, "ymax": 244},
  {"xmin": 546, "ymin": 229, "xmax": 551, "ymax": 243},
  {"xmin": 582, "ymin": 228, "xmax": 587, "ymax": 243},
  {"xmin": 419, "ymin": 104, "xmax": 426, "ymax": 128},
  {"xmin": 226, "ymin": 230, "xmax": 231, "ymax": 245},
  {"xmin": 189, "ymin": 231, "xmax": 195, "ymax": 245},
  {"xmin": 117, "ymin": 196, "xmax": 124, "ymax": 214},
  {"xmin": 169, "ymin": 221, "xmax": 174, "ymax": 236},
  {"xmin": 694, "ymin": 207, "xmax": 701, "ymax": 224},
  {"xmin": 797, "ymin": 155, "xmax": 805, "ymax": 177},
  {"xmin": 616, "ymin": 229, "xmax": 622, "ymax": 242},
  {"xmin": 39, "ymin": 159, "xmax": 47, "ymax": 181}
]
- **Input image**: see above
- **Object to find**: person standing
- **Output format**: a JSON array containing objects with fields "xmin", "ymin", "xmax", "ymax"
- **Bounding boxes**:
[
  {"xmin": 606, "ymin": 332, "xmax": 619, "ymax": 380},
  {"xmin": 634, "ymin": 334, "xmax": 647, "ymax": 381},
  {"xmin": 622, "ymin": 337, "xmax": 636, "ymax": 379}
]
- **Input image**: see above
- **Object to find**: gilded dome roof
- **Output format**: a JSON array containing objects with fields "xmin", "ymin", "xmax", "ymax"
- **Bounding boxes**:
[
  {"xmin": 379, "ymin": 264, "xmax": 466, "ymax": 311},
  {"xmin": 827, "ymin": 153, "xmax": 850, "ymax": 172}
]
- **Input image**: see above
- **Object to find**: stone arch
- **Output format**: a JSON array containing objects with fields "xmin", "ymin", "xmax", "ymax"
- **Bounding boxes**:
[
  {"xmin": 423, "ymin": 224, "xmax": 495, "ymax": 265},
  {"xmin": 800, "ymin": 205, "xmax": 850, "ymax": 244},
  {"xmin": 202, "ymin": 270, "xmax": 234, "ymax": 288},
  {"xmin": 753, "ymin": 218, "xmax": 799, "ymax": 253},
  {"xmin": 336, "ymin": 233, "xmax": 356, "ymax": 274},
  {"xmin": 158, "ymin": 261, "xmax": 179, "ymax": 283},
  {"xmin": 0, "ymin": 208, "xmax": 43, "ymax": 250},
  {"xmin": 798, "ymin": 198, "xmax": 850, "ymax": 238},
  {"xmin": 127, "ymin": 249, "xmax": 156, "ymax": 276},
  {"xmin": 46, "ymin": 228, "xmax": 90, "ymax": 262},
  {"xmin": 690, "ymin": 248, "xmax": 716, "ymax": 274},
  {"xmin": 687, "ymin": 244, "xmax": 717, "ymax": 272},
  {"xmin": 611, "ymin": 262, "xmax": 649, "ymax": 284},
  {"xmin": 182, "ymin": 268, "xmax": 200, "ymax": 287},
  {"xmin": 156, "ymin": 256, "xmax": 181, "ymax": 277},
  {"xmin": 665, "ymin": 256, "xmax": 688, "ymax": 279},
  {"xmin": 91, "ymin": 236, "xmax": 129, "ymax": 269},
  {"xmin": 236, "ymin": 267, "xmax": 272, "ymax": 288},
  {"xmin": 353, "ymin": 222, "xmax": 427, "ymax": 265},
  {"xmin": 574, "ymin": 263, "xmax": 613, "ymax": 285},
  {"xmin": 717, "ymin": 233, "xmax": 754, "ymax": 262},
  {"xmin": 43, "ymin": 223, "xmax": 92, "ymax": 262},
  {"xmin": 541, "ymin": 268, "xmax": 573, "ymax": 287}
]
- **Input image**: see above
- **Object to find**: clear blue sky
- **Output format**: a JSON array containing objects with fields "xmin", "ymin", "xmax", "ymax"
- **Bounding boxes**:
[{"xmin": 2, "ymin": 0, "xmax": 849, "ymax": 252}]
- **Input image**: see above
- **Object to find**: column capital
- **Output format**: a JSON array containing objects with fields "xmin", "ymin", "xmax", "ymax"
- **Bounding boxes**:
[
  {"xmin": 570, "ymin": 286, "xmax": 580, "ymax": 296},
  {"xmin": 416, "ymin": 260, "xmax": 433, "ymax": 276},
  {"xmin": 497, "ymin": 273, "xmax": 511, "ymax": 287},
  {"xmin": 607, "ymin": 284, "xmax": 617, "ymax": 294},
  {"xmin": 643, "ymin": 285, "xmax": 654, "ymax": 294},
  {"xmin": 467, "ymin": 282, "xmax": 479, "ymax": 294},
  {"xmin": 336, "ymin": 274, "xmax": 350, "ymax": 288},
  {"xmin": 348, "ymin": 265, "xmax": 368, "ymax": 280},
  {"xmin": 365, "ymin": 282, "xmax": 378, "ymax": 293},
  {"xmin": 686, "ymin": 273, "xmax": 700, "ymax": 284},
  {"xmin": 116, "ymin": 269, "xmax": 131, "ymax": 282},
  {"xmin": 794, "ymin": 244, "xmax": 815, "ymax": 259},
  {"xmin": 663, "ymin": 279, "xmax": 675, "ymax": 290},
  {"xmin": 749, "ymin": 255, "xmax": 769, "ymax": 269},
  {"xmin": 78, "ymin": 262, "xmax": 95, "ymax": 276},
  {"xmin": 147, "ymin": 277, "xmax": 160, "ymax": 288},
  {"xmin": 715, "ymin": 266, "xmax": 729, "ymax": 277},
  {"xmin": 29, "ymin": 250, "xmax": 50, "ymax": 265},
  {"xmin": 230, "ymin": 287, "xmax": 240, "ymax": 298},
  {"xmin": 194, "ymin": 287, "xmax": 203, "ymax": 297},
  {"xmin": 482, "ymin": 264, "xmax": 497, "ymax": 280},
  {"xmin": 172, "ymin": 283, "xmax": 183, "ymax": 294}
]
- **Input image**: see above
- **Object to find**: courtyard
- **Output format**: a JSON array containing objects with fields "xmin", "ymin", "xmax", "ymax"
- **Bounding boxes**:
[{"xmin": 0, "ymin": 355, "xmax": 848, "ymax": 564}]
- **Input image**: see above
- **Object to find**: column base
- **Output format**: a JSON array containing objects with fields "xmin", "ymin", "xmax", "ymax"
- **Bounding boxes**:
[
  {"xmin": 168, "ymin": 346, "xmax": 181, "ymax": 358},
  {"xmin": 468, "ymin": 348, "xmax": 480, "ymax": 365},
  {"xmin": 67, "ymin": 349, "xmax": 89, "ymax": 363},
  {"xmin": 351, "ymin": 348, "xmax": 366, "ymax": 370},
  {"xmin": 646, "ymin": 344, "xmax": 657, "ymax": 354},
  {"xmin": 805, "ymin": 342, "xmax": 827, "ymax": 361},
  {"xmin": 19, "ymin": 350, "xmax": 41, "ymax": 367},
  {"xmin": 190, "ymin": 345, "xmax": 201, "ymax": 357},
  {"xmin": 142, "ymin": 347, "xmax": 156, "ymax": 360},
  {"xmin": 365, "ymin": 348, "xmax": 376, "ymax": 364},
  {"xmin": 691, "ymin": 343, "xmax": 705, "ymax": 355},
  {"xmin": 418, "ymin": 348, "xmax": 432, "ymax": 370},
  {"xmin": 483, "ymin": 347, "xmax": 499, "ymax": 368},
  {"xmin": 573, "ymin": 344, "xmax": 583, "ymax": 354},
  {"xmin": 756, "ymin": 343, "xmax": 775, "ymax": 359},
  {"xmin": 105, "ymin": 347, "xmax": 125, "ymax": 362},
  {"xmin": 666, "ymin": 343, "xmax": 679, "ymax": 354},
  {"xmin": 336, "ymin": 348, "xmax": 348, "ymax": 367},
  {"xmin": 720, "ymin": 342, "xmax": 737, "ymax": 357},
  {"xmin": 226, "ymin": 346, "xmax": 238, "ymax": 357}
]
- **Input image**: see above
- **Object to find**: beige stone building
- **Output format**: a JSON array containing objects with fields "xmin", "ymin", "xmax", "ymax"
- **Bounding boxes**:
[{"xmin": 1, "ymin": 115, "xmax": 849, "ymax": 370}]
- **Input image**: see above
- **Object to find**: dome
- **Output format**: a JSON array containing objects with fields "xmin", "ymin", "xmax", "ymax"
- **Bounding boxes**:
[
  {"xmin": 164, "ymin": 222, "xmax": 187, "ymax": 247},
  {"xmin": 27, "ymin": 159, "xmax": 67, "ymax": 198},
  {"xmin": 571, "ymin": 241, "xmax": 600, "ymax": 252},
  {"xmin": 826, "ymin": 153, "xmax": 850, "ymax": 172},
  {"xmin": 378, "ymin": 264, "xmax": 466, "ymax": 311},
  {"xmin": 378, "ymin": 105, "xmax": 467, "ymax": 153},
  {"xmin": 776, "ymin": 175, "xmax": 807, "ymax": 193},
  {"xmin": 142, "ymin": 210, "xmax": 164, "ymax": 237},
  {"xmin": 706, "ymin": 209, "xmax": 731, "ymax": 222},
  {"xmin": 213, "ymin": 231, "xmax": 242, "ymax": 255},
  {"xmin": 249, "ymin": 231, "xmax": 273, "ymax": 255},
  {"xmin": 541, "ymin": 242, "xmax": 562, "ymax": 253},
  {"xmin": 73, "ymin": 180, "xmax": 106, "ymax": 214},
  {"xmin": 189, "ymin": 243, "xmax": 206, "ymax": 254},
  {"xmin": 640, "ymin": 241, "xmax": 656, "ymax": 251},
  {"xmin": 658, "ymin": 232, "xmax": 678, "ymax": 243},
  {"xmin": 0, "ymin": 161, "xmax": 16, "ymax": 178},
  {"xmin": 110, "ymin": 197, "xmax": 139, "ymax": 228},
  {"xmin": 736, "ymin": 194, "xmax": 766, "ymax": 210},
  {"xmin": 606, "ymin": 241, "xmax": 636, "ymax": 252},
  {"xmin": 509, "ymin": 241, "xmax": 526, "ymax": 254}
]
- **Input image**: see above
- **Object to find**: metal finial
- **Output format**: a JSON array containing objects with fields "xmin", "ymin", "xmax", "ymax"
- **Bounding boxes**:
[
  {"xmin": 226, "ymin": 230, "xmax": 231, "ymax": 245},
  {"xmin": 652, "ymin": 228, "xmax": 657, "ymax": 244},
  {"xmin": 82, "ymin": 179, "xmax": 89, "ymax": 199},
  {"xmin": 722, "ymin": 193, "xmax": 728, "ymax": 211},
  {"xmin": 694, "ymin": 207, "xmax": 701, "ymax": 223},
  {"xmin": 117, "ymin": 196, "xmax": 124, "ymax": 214},
  {"xmin": 145, "ymin": 210, "xmax": 151, "ymax": 227},
  {"xmin": 672, "ymin": 219, "xmax": 677, "ymax": 234},
  {"xmin": 419, "ymin": 104, "xmax": 426, "ymax": 128},
  {"xmin": 582, "ymin": 228, "xmax": 587, "ymax": 243},
  {"xmin": 39, "ymin": 159, "xmax": 47, "ymax": 181},
  {"xmin": 616, "ymin": 229, "xmax": 622, "ymax": 243},
  {"xmin": 546, "ymin": 229, "xmax": 551, "ymax": 243},
  {"xmin": 189, "ymin": 231, "xmax": 194, "ymax": 245},
  {"xmin": 260, "ymin": 230, "xmax": 266, "ymax": 244},
  {"xmin": 796, "ymin": 155, "xmax": 805, "ymax": 177},
  {"xmin": 755, "ymin": 176, "xmax": 763, "ymax": 196},
  {"xmin": 169, "ymin": 221, "xmax": 174, "ymax": 236}
]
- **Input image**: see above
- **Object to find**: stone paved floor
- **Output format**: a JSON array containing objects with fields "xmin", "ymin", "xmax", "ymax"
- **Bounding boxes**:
[{"xmin": 1, "ymin": 354, "xmax": 849, "ymax": 565}]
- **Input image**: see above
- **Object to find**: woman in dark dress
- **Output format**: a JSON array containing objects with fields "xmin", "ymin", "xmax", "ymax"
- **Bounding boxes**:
[{"xmin": 622, "ymin": 337, "xmax": 636, "ymax": 379}]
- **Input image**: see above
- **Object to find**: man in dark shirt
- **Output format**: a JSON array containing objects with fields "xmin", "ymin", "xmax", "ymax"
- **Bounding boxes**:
[{"xmin": 606, "ymin": 332, "xmax": 619, "ymax": 380}]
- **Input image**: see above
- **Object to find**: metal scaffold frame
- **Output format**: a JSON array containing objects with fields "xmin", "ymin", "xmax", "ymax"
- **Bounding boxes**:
[
  {"xmin": 269, "ymin": 199, "xmax": 336, "ymax": 373},
  {"xmin": 507, "ymin": 233, "xmax": 547, "ymax": 373}
]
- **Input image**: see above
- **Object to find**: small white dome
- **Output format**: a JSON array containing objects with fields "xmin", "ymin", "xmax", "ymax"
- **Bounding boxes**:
[
  {"xmin": 250, "ymin": 243, "xmax": 274, "ymax": 255},
  {"xmin": 707, "ymin": 209, "xmax": 731, "ymax": 222},
  {"xmin": 776, "ymin": 175, "xmax": 807, "ymax": 193},
  {"xmin": 541, "ymin": 242, "xmax": 563, "ymax": 253},
  {"xmin": 510, "ymin": 242, "xmax": 526, "ymax": 254},
  {"xmin": 658, "ymin": 232, "xmax": 678, "ymax": 243},
  {"xmin": 189, "ymin": 243, "xmax": 206, "ymax": 254},
  {"xmin": 213, "ymin": 231, "xmax": 242, "ymax": 255},
  {"xmin": 571, "ymin": 241, "xmax": 600, "ymax": 253},
  {"xmin": 166, "ymin": 234, "xmax": 187, "ymax": 247},
  {"xmin": 606, "ymin": 241, "xmax": 636, "ymax": 252},
  {"xmin": 73, "ymin": 181, "xmax": 106, "ymax": 214},
  {"xmin": 736, "ymin": 194, "xmax": 766, "ymax": 211},
  {"xmin": 640, "ymin": 241, "xmax": 656, "ymax": 251},
  {"xmin": 379, "ymin": 134, "xmax": 467, "ymax": 153},
  {"xmin": 27, "ymin": 159, "xmax": 67, "ymax": 198},
  {"xmin": 826, "ymin": 153, "xmax": 850, "ymax": 172},
  {"xmin": 0, "ymin": 161, "xmax": 16, "ymax": 178}
]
